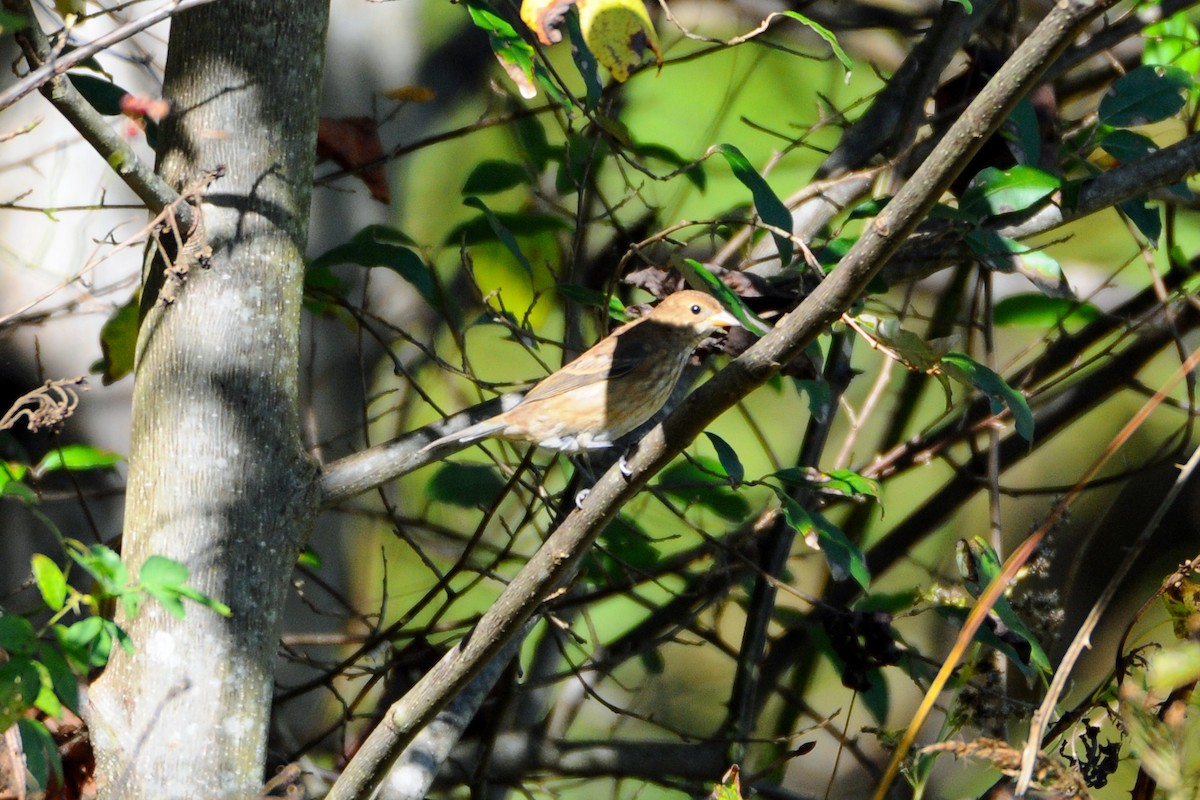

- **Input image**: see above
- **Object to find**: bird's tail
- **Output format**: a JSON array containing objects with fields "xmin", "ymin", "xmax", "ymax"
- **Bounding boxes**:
[{"xmin": 418, "ymin": 418, "xmax": 506, "ymax": 454}]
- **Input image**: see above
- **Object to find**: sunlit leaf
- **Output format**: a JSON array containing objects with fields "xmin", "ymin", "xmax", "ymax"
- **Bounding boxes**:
[
  {"xmin": 34, "ymin": 444, "xmax": 123, "ymax": 477},
  {"xmin": 958, "ymin": 538, "xmax": 1051, "ymax": 676},
  {"xmin": 471, "ymin": 0, "xmax": 568, "ymax": 103},
  {"xmin": 681, "ymin": 259, "xmax": 771, "ymax": 335},
  {"xmin": 777, "ymin": 491, "xmax": 869, "ymax": 589},
  {"xmin": 939, "ymin": 352, "xmax": 1034, "ymax": 441},
  {"xmin": 959, "ymin": 166, "xmax": 1060, "ymax": 220},
  {"xmin": 578, "ymin": 0, "xmax": 662, "ymax": 82},
  {"xmin": 94, "ymin": 290, "xmax": 139, "ymax": 385},
  {"xmin": 993, "ymin": 294, "xmax": 1100, "ymax": 329},
  {"xmin": 783, "ymin": 12, "xmax": 851, "ymax": 71},
  {"xmin": 31, "ymin": 554, "xmax": 67, "ymax": 612},
  {"xmin": 715, "ymin": 144, "xmax": 793, "ymax": 266},
  {"xmin": 965, "ymin": 229, "xmax": 1071, "ymax": 299}
]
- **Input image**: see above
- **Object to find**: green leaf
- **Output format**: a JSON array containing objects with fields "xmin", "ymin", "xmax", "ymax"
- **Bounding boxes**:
[
  {"xmin": 308, "ymin": 225, "xmax": 439, "ymax": 310},
  {"xmin": 31, "ymin": 661, "xmax": 61, "ymax": 718},
  {"xmin": 139, "ymin": 555, "xmax": 189, "ymax": 591},
  {"xmin": 18, "ymin": 718, "xmax": 62, "ymax": 791},
  {"xmin": 1098, "ymin": 128, "xmax": 1160, "ymax": 164},
  {"xmin": 680, "ymin": 259, "xmax": 771, "ymax": 335},
  {"xmin": 704, "ymin": 432, "xmax": 744, "ymax": 486},
  {"xmin": 965, "ymin": 229, "xmax": 1070, "ymax": 299},
  {"xmin": 31, "ymin": 554, "xmax": 67, "ymax": 612},
  {"xmin": 0, "ymin": 615, "xmax": 36, "ymax": 656},
  {"xmin": 777, "ymin": 491, "xmax": 869, "ymax": 589},
  {"xmin": 783, "ymin": 12, "xmax": 851, "ymax": 71},
  {"xmin": 1004, "ymin": 97, "xmax": 1041, "ymax": 167},
  {"xmin": 2, "ymin": 477, "xmax": 38, "ymax": 504},
  {"xmin": 715, "ymin": 144, "xmax": 793, "ymax": 266},
  {"xmin": 821, "ymin": 469, "xmax": 880, "ymax": 501},
  {"xmin": 139, "ymin": 556, "xmax": 230, "ymax": 618},
  {"xmin": 34, "ymin": 444, "xmax": 124, "ymax": 477},
  {"xmin": 958, "ymin": 538, "xmax": 1052, "ymax": 676},
  {"xmin": 37, "ymin": 644, "xmax": 78, "ymax": 713},
  {"xmin": 993, "ymin": 294, "xmax": 1100, "ymax": 329},
  {"xmin": 939, "ymin": 352, "xmax": 1034, "ymax": 441},
  {"xmin": 658, "ymin": 460, "xmax": 751, "ymax": 521},
  {"xmin": 58, "ymin": 617, "xmax": 113, "ymax": 669},
  {"xmin": 0, "ymin": 657, "xmax": 42, "ymax": 730},
  {"xmin": 771, "ymin": 467, "xmax": 880, "ymax": 503},
  {"xmin": 462, "ymin": 160, "xmax": 531, "ymax": 195},
  {"xmin": 1118, "ymin": 197, "xmax": 1162, "ymax": 247},
  {"xmin": 94, "ymin": 289, "xmax": 139, "ymax": 385},
  {"xmin": 1098, "ymin": 65, "xmax": 1192, "ymax": 127},
  {"xmin": 427, "ymin": 463, "xmax": 507, "ymax": 508},
  {"xmin": 466, "ymin": 0, "xmax": 569, "ymax": 106},
  {"xmin": 959, "ymin": 166, "xmax": 1060, "ymax": 220},
  {"xmin": 71, "ymin": 544, "xmax": 128, "ymax": 595},
  {"xmin": 67, "ymin": 73, "xmax": 126, "ymax": 115},
  {"xmin": 555, "ymin": 284, "xmax": 628, "ymax": 321},
  {"xmin": 462, "ymin": 196, "xmax": 537, "ymax": 276},
  {"xmin": 566, "ymin": 10, "xmax": 603, "ymax": 112}
]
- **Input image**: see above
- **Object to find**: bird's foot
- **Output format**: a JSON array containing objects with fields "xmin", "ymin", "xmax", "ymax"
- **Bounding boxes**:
[
  {"xmin": 574, "ymin": 488, "xmax": 590, "ymax": 509},
  {"xmin": 618, "ymin": 454, "xmax": 633, "ymax": 478}
]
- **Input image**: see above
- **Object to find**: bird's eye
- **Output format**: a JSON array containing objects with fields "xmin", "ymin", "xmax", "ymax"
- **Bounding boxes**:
[{"xmin": 690, "ymin": 304, "xmax": 702, "ymax": 315}]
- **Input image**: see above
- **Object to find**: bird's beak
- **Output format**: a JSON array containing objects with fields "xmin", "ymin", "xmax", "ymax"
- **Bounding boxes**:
[{"xmin": 710, "ymin": 309, "xmax": 741, "ymax": 329}]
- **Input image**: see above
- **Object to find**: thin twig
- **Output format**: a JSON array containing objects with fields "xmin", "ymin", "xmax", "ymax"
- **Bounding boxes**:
[{"xmin": 0, "ymin": 0, "xmax": 219, "ymax": 112}]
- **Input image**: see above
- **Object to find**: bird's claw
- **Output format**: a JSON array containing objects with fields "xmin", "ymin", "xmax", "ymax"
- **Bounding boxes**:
[
  {"xmin": 618, "ymin": 454, "xmax": 633, "ymax": 478},
  {"xmin": 574, "ymin": 488, "xmax": 590, "ymax": 509}
]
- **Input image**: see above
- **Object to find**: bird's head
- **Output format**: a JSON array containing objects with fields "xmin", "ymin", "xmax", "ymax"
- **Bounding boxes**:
[{"xmin": 646, "ymin": 290, "xmax": 741, "ymax": 337}]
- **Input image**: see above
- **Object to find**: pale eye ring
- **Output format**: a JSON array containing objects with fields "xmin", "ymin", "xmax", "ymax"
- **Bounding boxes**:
[{"xmin": 690, "ymin": 304, "xmax": 702, "ymax": 314}]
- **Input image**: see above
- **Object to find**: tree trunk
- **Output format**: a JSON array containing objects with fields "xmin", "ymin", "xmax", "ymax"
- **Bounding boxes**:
[{"xmin": 85, "ymin": 2, "xmax": 328, "ymax": 797}]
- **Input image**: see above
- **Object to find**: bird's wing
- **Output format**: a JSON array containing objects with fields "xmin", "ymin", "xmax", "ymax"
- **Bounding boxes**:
[{"xmin": 520, "ymin": 323, "xmax": 653, "ymax": 403}]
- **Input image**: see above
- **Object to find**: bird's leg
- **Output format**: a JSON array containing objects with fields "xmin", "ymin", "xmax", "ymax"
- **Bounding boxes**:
[
  {"xmin": 618, "ymin": 453, "xmax": 633, "ymax": 478},
  {"xmin": 569, "ymin": 454, "xmax": 598, "ymax": 509}
]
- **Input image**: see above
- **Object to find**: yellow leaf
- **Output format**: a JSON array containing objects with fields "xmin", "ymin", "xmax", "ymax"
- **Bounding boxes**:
[{"xmin": 578, "ymin": 0, "xmax": 661, "ymax": 82}]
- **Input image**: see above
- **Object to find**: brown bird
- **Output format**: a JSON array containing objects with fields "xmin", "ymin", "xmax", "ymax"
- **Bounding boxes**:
[{"xmin": 421, "ymin": 290, "xmax": 740, "ymax": 454}]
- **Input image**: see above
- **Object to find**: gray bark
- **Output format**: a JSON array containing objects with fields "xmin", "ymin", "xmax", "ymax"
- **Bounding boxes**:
[{"xmin": 84, "ymin": 2, "xmax": 328, "ymax": 797}]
